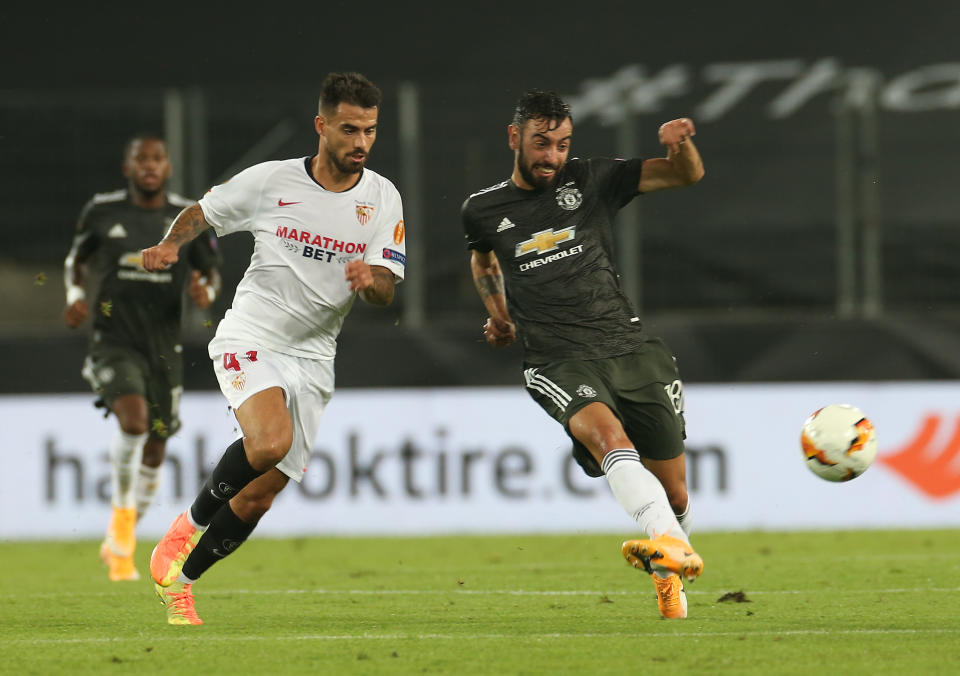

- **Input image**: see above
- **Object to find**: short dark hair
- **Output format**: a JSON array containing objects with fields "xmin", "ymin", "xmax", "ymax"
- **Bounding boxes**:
[
  {"xmin": 124, "ymin": 133, "xmax": 165, "ymax": 159},
  {"xmin": 318, "ymin": 72, "xmax": 382, "ymax": 116},
  {"xmin": 511, "ymin": 89, "xmax": 572, "ymax": 131}
]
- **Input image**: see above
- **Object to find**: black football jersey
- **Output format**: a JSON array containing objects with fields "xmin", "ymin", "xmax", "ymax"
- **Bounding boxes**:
[
  {"xmin": 462, "ymin": 157, "xmax": 647, "ymax": 364},
  {"xmin": 65, "ymin": 189, "xmax": 221, "ymax": 359}
]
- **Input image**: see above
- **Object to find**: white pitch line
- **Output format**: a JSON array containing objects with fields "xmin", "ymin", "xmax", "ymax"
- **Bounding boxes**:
[
  {"xmin": 10, "ymin": 628, "xmax": 960, "ymax": 647},
  {"xmin": 4, "ymin": 587, "xmax": 960, "ymax": 600}
]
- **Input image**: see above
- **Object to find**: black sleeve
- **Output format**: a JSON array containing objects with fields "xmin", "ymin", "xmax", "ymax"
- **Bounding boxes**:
[
  {"xmin": 592, "ymin": 157, "xmax": 645, "ymax": 208},
  {"xmin": 185, "ymin": 229, "xmax": 222, "ymax": 273},
  {"xmin": 66, "ymin": 199, "xmax": 100, "ymax": 265},
  {"xmin": 461, "ymin": 196, "xmax": 492, "ymax": 253}
]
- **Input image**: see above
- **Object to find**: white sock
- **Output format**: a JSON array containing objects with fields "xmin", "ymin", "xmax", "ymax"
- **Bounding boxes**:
[
  {"xmin": 110, "ymin": 430, "xmax": 147, "ymax": 509},
  {"xmin": 601, "ymin": 449, "xmax": 687, "ymax": 544},
  {"xmin": 186, "ymin": 509, "xmax": 205, "ymax": 531},
  {"xmin": 675, "ymin": 498, "xmax": 692, "ymax": 536},
  {"xmin": 136, "ymin": 464, "xmax": 163, "ymax": 520}
]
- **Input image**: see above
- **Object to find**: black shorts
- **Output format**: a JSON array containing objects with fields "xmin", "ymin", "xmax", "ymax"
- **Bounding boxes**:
[
  {"xmin": 523, "ymin": 338, "xmax": 686, "ymax": 477},
  {"xmin": 81, "ymin": 341, "xmax": 183, "ymax": 438}
]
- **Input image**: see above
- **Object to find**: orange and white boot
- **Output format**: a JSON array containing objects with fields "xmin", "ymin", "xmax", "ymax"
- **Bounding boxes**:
[
  {"xmin": 651, "ymin": 573, "xmax": 688, "ymax": 619},
  {"xmin": 621, "ymin": 535, "xmax": 703, "ymax": 581},
  {"xmin": 101, "ymin": 506, "xmax": 139, "ymax": 581}
]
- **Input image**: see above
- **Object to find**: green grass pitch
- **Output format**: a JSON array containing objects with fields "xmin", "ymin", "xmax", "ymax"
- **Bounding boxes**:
[{"xmin": 2, "ymin": 529, "xmax": 959, "ymax": 674}]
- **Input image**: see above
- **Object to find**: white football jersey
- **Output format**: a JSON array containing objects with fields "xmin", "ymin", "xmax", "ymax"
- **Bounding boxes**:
[{"xmin": 199, "ymin": 157, "xmax": 406, "ymax": 359}]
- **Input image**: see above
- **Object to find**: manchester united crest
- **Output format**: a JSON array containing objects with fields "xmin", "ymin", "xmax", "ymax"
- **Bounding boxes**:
[
  {"xmin": 556, "ymin": 183, "xmax": 582, "ymax": 211},
  {"xmin": 355, "ymin": 203, "xmax": 375, "ymax": 225}
]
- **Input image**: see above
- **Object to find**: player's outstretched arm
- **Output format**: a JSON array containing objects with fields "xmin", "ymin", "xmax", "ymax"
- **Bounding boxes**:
[
  {"xmin": 345, "ymin": 261, "xmax": 395, "ymax": 306},
  {"xmin": 142, "ymin": 203, "xmax": 210, "ymax": 271},
  {"xmin": 638, "ymin": 118, "xmax": 705, "ymax": 193},
  {"xmin": 470, "ymin": 250, "xmax": 516, "ymax": 347}
]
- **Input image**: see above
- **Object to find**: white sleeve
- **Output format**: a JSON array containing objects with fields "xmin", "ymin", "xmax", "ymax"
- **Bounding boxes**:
[
  {"xmin": 363, "ymin": 183, "xmax": 406, "ymax": 282},
  {"xmin": 198, "ymin": 163, "xmax": 271, "ymax": 236}
]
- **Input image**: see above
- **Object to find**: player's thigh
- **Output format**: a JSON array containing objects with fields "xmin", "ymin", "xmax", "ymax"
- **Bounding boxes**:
[
  {"xmin": 235, "ymin": 387, "xmax": 292, "ymax": 445},
  {"xmin": 522, "ymin": 360, "xmax": 621, "ymax": 477},
  {"xmin": 211, "ymin": 346, "xmax": 293, "ymax": 443},
  {"xmin": 82, "ymin": 343, "xmax": 150, "ymax": 408},
  {"xmin": 111, "ymin": 393, "xmax": 150, "ymax": 434}
]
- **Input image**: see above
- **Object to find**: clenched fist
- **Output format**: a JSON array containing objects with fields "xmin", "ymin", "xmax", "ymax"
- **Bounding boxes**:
[
  {"xmin": 345, "ymin": 259, "xmax": 375, "ymax": 291},
  {"xmin": 658, "ymin": 118, "xmax": 696, "ymax": 151},
  {"xmin": 484, "ymin": 316, "xmax": 516, "ymax": 347},
  {"xmin": 141, "ymin": 241, "xmax": 180, "ymax": 271}
]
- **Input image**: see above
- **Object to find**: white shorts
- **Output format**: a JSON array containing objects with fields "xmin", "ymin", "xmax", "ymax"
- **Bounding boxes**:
[{"xmin": 209, "ymin": 339, "xmax": 334, "ymax": 482}]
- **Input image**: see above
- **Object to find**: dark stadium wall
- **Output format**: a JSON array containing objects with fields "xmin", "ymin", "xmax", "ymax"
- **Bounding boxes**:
[
  {"xmin": 4, "ymin": 2, "xmax": 958, "ymax": 88},
  {"xmin": 2, "ymin": 1, "xmax": 960, "ymax": 392}
]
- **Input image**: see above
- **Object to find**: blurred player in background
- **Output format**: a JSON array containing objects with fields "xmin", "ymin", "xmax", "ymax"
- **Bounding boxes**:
[
  {"xmin": 461, "ymin": 90, "xmax": 705, "ymax": 619},
  {"xmin": 140, "ymin": 72, "xmax": 406, "ymax": 625},
  {"xmin": 64, "ymin": 134, "xmax": 222, "ymax": 582}
]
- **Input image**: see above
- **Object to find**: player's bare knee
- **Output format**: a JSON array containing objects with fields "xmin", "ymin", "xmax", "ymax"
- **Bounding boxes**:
[
  {"xmin": 115, "ymin": 408, "xmax": 149, "ymax": 435},
  {"xmin": 118, "ymin": 418, "xmax": 147, "ymax": 436},
  {"xmin": 596, "ymin": 428, "xmax": 633, "ymax": 456},
  {"xmin": 246, "ymin": 430, "xmax": 293, "ymax": 467},
  {"xmin": 574, "ymin": 419, "xmax": 629, "ymax": 456},
  {"xmin": 252, "ymin": 442, "xmax": 291, "ymax": 468},
  {"xmin": 112, "ymin": 394, "xmax": 149, "ymax": 434},
  {"xmin": 242, "ymin": 414, "xmax": 294, "ymax": 464}
]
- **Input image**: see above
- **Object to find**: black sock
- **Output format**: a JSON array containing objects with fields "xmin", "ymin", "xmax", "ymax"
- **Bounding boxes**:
[
  {"xmin": 182, "ymin": 503, "xmax": 258, "ymax": 581},
  {"xmin": 190, "ymin": 438, "xmax": 263, "ymax": 526}
]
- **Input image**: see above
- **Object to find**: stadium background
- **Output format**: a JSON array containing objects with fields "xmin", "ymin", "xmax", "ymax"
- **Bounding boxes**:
[{"xmin": 2, "ymin": 1, "xmax": 959, "ymax": 536}]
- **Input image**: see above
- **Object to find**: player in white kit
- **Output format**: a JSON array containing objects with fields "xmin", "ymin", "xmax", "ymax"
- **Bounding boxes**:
[{"xmin": 140, "ymin": 72, "xmax": 405, "ymax": 625}]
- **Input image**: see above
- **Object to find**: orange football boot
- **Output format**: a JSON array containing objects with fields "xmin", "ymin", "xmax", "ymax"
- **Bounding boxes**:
[
  {"xmin": 155, "ymin": 581, "xmax": 203, "ymax": 625},
  {"xmin": 651, "ymin": 573, "xmax": 688, "ymax": 619},
  {"xmin": 621, "ymin": 535, "xmax": 704, "ymax": 581},
  {"xmin": 150, "ymin": 511, "xmax": 204, "ymax": 587}
]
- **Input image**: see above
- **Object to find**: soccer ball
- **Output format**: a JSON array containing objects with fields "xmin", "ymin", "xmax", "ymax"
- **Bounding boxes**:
[{"xmin": 800, "ymin": 404, "xmax": 877, "ymax": 482}]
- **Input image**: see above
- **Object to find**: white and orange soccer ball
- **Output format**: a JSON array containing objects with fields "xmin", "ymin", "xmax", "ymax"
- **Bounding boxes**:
[{"xmin": 800, "ymin": 404, "xmax": 877, "ymax": 482}]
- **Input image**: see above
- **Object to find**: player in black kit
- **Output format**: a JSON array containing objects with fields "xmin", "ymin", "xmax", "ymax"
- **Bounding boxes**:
[
  {"xmin": 64, "ymin": 134, "xmax": 222, "ymax": 581},
  {"xmin": 461, "ymin": 90, "xmax": 704, "ymax": 619}
]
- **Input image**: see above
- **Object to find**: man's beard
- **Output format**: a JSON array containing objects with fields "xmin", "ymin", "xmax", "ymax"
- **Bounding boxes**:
[
  {"xmin": 328, "ymin": 147, "xmax": 366, "ymax": 175},
  {"xmin": 517, "ymin": 147, "xmax": 562, "ymax": 190},
  {"xmin": 132, "ymin": 180, "xmax": 164, "ymax": 198}
]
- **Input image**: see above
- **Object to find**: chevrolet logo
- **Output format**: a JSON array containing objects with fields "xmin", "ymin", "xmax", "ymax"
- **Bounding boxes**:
[
  {"xmin": 515, "ymin": 226, "xmax": 576, "ymax": 257},
  {"xmin": 118, "ymin": 252, "xmax": 144, "ymax": 269}
]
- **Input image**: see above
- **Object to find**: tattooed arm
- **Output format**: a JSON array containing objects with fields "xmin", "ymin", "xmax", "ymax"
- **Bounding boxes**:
[
  {"xmin": 141, "ymin": 203, "xmax": 211, "ymax": 271},
  {"xmin": 470, "ymin": 250, "xmax": 516, "ymax": 347},
  {"xmin": 344, "ymin": 262, "xmax": 396, "ymax": 306}
]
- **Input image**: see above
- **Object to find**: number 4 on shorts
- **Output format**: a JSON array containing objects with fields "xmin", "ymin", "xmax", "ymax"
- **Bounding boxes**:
[{"xmin": 223, "ymin": 351, "xmax": 258, "ymax": 372}]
